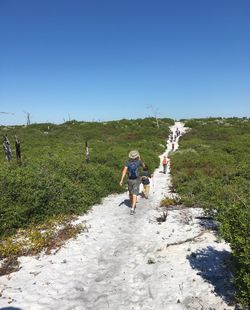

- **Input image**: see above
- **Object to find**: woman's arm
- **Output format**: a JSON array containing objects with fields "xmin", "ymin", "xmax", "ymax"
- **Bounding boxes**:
[{"xmin": 119, "ymin": 166, "xmax": 128, "ymax": 186}]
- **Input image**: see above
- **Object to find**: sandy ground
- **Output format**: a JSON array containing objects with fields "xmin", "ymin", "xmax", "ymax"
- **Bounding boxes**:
[{"xmin": 0, "ymin": 122, "xmax": 235, "ymax": 310}]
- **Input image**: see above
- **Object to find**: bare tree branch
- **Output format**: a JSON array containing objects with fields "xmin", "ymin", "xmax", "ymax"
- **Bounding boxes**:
[
  {"xmin": 0, "ymin": 112, "xmax": 15, "ymax": 115},
  {"xmin": 147, "ymin": 105, "xmax": 160, "ymax": 128}
]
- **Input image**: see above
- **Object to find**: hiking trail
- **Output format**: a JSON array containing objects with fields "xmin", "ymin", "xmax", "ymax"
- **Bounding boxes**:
[{"xmin": 0, "ymin": 122, "xmax": 235, "ymax": 310}]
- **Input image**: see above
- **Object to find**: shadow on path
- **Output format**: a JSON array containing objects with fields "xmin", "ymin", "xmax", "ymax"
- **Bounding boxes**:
[
  {"xmin": 0, "ymin": 308, "xmax": 23, "ymax": 310},
  {"xmin": 196, "ymin": 217, "xmax": 219, "ymax": 231},
  {"xmin": 118, "ymin": 199, "xmax": 131, "ymax": 208},
  {"xmin": 187, "ymin": 246, "xmax": 235, "ymax": 305}
]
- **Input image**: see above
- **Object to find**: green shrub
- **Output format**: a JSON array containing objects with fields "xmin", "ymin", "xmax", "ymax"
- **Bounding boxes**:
[
  {"xmin": 0, "ymin": 117, "xmax": 173, "ymax": 239},
  {"xmin": 170, "ymin": 117, "xmax": 250, "ymax": 307}
]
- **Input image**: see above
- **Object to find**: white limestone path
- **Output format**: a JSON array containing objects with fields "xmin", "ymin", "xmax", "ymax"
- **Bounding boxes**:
[{"xmin": 0, "ymin": 122, "xmax": 235, "ymax": 310}]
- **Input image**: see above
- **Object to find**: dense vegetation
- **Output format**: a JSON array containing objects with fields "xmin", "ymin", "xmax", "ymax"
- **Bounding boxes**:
[
  {"xmin": 0, "ymin": 118, "xmax": 173, "ymax": 239},
  {"xmin": 170, "ymin": 117, "xmax": 250, "ymax": 307}
]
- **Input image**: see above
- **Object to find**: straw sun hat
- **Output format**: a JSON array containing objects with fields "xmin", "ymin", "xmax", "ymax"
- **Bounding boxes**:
[{"xmin": 128, "ymin": 150, "xmax": 140, "ymax": 159}]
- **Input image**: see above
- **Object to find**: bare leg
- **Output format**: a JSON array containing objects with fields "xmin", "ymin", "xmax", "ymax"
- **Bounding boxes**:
[
  {"xmin": 132, "ymin": 194, "xmax": 137, "ymax": 209},
  {"xmin": 129, "ymin": 193, "xmax": 133, "ymax": 205},
  {"xmin": 130, "ymin": 194, "xmax": 137, "ymax": 214},
  {"xmin": 163, "ymin": 164, "xmax": 167, "ymax": 174}
]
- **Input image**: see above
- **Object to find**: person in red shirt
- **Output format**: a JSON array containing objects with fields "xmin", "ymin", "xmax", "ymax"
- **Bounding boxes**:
[{"xmin": 162, "ymin": 156, "xmax": 168, "ymax": 174}]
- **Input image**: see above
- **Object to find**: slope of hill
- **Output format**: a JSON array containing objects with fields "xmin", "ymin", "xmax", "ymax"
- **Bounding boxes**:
[
  {"xmin": 170, "ymin": 117, "xmax": 250, "ymax": 308},
  {"xmin": 0, "ymin": 118, "xmax": 173, "ymax": 240},
  {"xmin": 0, "ymin": 122, "xmax": 235, "ymax": 310}
]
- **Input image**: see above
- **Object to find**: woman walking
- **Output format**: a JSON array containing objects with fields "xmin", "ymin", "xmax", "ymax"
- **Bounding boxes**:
[{"xmin": 120, "ymin": 150, "xmax": 144, "ymax": 215}]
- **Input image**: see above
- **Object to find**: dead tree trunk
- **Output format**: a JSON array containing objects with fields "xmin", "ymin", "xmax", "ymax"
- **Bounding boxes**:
[
  {"xmin": 27, "ymin": 112, "xmax": 31, "ymax": 125},
  {"xmin": 15, "ymin": 135, "xmax": 21, "ymax": 164},
  {"xmin": 154, "ymin": 113, "xmax": 160, "ymax": 128},
  {"xmin": 85, "ymin": 140, "xmax": 89, "ymax": 163},
  {"xmin": 3, "ymin": 135, "xmax": 12, "ymax": 161},
  {"xmin": 23, "ymin": 111, "xmax": 31, "ymax": 126}
]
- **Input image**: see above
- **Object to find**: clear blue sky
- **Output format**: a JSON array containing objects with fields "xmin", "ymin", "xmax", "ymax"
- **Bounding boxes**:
[{"xmin": 1, "ymin": 0, "xmax": 250, "ymax": 125}]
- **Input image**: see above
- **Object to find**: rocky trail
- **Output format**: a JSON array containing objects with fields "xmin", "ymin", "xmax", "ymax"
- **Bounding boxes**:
[{"xmin": 0, "ymin": 122, "xmax": 235, "ymax": 310}]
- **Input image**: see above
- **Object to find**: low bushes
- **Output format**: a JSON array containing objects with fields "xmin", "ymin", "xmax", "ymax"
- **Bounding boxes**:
[
  {"xmin": 171, "ymin": 118, "xmax": 250, "ymax": 307},
  {"xmin": 0, "ymin": 118, "xmax": 173, "ymax": 239}
]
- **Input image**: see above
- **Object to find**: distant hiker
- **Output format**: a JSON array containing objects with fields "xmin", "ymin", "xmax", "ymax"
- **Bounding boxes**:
[
  {"xmin": 119, "ymin": 150, "xmax": 144, "ymax": 215},
  {"xmin": 170, "ymin": 132, "xmax": 173, "ymax": 142},
  {"xmin": 140, "ymin": 165, "xmax": 152, "ymax": 199},
  {"xmin": 172, "ymin": 143, "xmax": 175, "ymax": 151},
  {"xmin": 162, "ymin": 156, "xmax": 168, "ymax": 174}
]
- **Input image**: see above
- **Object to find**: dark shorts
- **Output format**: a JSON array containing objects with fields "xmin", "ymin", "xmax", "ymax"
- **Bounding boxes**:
[{"xmin": 127, "ymin": 178, "xmax": 140, "ymax": 195}]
